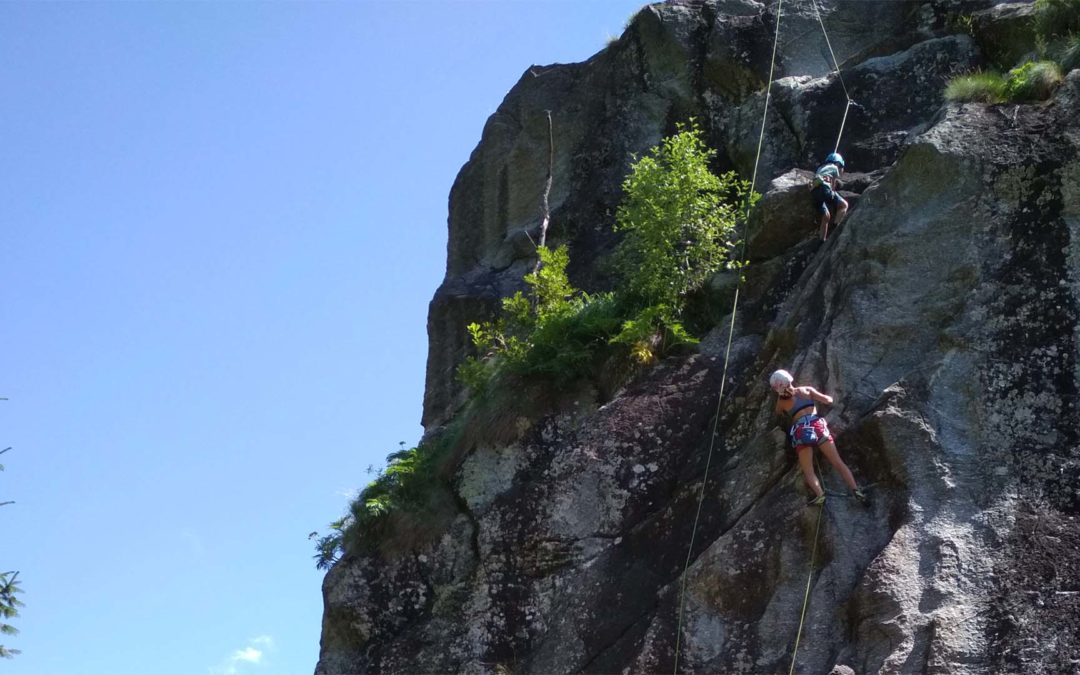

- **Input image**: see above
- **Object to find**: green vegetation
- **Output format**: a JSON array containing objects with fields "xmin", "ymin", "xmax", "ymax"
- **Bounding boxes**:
[
  {"xmin": 1049, "ymin": 33, "xmax": 1080, "ymax": 71},
  {"xmin": 1034, "ymin": 0, "xmax": 1080, "ymax": 43},
  {"xmin": 312, "ymin": 123, "xmax": 756, "ymax": 567},
  {"xmin": 612, "ymin": 125, "xmax": 753, "ymax": 352},
  {"xmin": 945, "ymin": 61, "xmax": 1064, "ymax": 103},
  {"xmin": 460, "ymin": 122, "xmax": 754, "ymax": 389},
  {"xmin": 945, "ymin": 0, "xmax": 1078, "ymax": 103},
  {"xmin": 1034, "ymin": 0, "xmax": 1080, "ymax": 72},
  {"xmin": 1003, "ymin": 60, "xmax": 1064, "ymax": 100},
  {"xmin": 944, "ymin": 71, "xmax": 1008, "ymax": 103},
  {"xmin": 1, "ymin": 448, "xmax": 20, "ymax": 659},
  {"xmin": 311, "ymin": 433, "xmax": 462, "ymax": 567},
  {"xmin": 457, "ymin": 245, "xmax": 622, "ymax": 393},
  {"xmin": 945, "ymin": 11, "xmax": 976, "ymax": 37},
  {"xmin": 0, "ymin": 572, "xmax": 22, "ymax": 659}
]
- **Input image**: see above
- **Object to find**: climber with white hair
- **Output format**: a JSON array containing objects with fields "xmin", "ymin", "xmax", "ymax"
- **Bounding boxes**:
[
  {"xmin": 769, "ymin": 368, "xmax": 867, "ymax": 506},
  {"xmin": 811, "ymin": 152, "xmax": 848, "ymax": 241}
]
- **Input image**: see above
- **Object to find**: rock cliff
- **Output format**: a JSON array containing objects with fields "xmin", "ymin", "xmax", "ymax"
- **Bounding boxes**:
[{"xmin": 318, "ymin": 1, "xmax": 1080, "ymax": 672}]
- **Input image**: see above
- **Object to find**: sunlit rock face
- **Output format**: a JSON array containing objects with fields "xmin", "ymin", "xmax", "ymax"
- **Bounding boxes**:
[
  {"xmin": 421, "ymin": 0, "xmax": 976, "ymax": 430},
  {"xmin": 321, "ymin": 1, "xmax": 1080, "ymax": 673}
]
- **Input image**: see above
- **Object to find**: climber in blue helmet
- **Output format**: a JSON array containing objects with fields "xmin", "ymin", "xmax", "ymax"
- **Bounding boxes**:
[
  {"xmin": 770, "ymin": 369, "xmax": 867, "ymax": 506},
  {"xmin": 811, "ymin": 152, "xmax": 848, "ymax": 241}
]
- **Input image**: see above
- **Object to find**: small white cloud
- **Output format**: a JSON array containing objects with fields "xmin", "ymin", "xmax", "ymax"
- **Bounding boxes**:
[
  {"xmin": 210, "ymin": 636, "xmax": 274, "ymax": 675},
  {"xmin": 251, "ymin": 635, "xmax": 274, "ymax": 649},
  {"xmin": 234, "ymin": 647, "xmax": 262, "ymax": 664}
]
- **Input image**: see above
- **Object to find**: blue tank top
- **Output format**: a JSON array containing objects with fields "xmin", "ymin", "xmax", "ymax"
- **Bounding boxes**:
[{"xmin": 788, "ymin": 395, "xmax": 815, "ymax": 419}]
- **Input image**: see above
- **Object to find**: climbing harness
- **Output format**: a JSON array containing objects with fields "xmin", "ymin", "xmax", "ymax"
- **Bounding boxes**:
[{"xmin": 671, "ymin": 0, "xmax": 858, "ymax": 672}]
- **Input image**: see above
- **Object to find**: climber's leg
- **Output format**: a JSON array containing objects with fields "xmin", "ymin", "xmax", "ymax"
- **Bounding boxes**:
[
  {"xmin": 819, "ymin": 439, "xmax": 858, "ymax": 491},
  {"xmin": 833, "ymin": 195, "xmax": 849, "ymax": 226},
  {"xmin": 812, "ymin": 184, "xmax": 832, "ymax": 241},
  {"xmin": 797, "ymin": 446, "xmax": 824, "ymax": 498}
]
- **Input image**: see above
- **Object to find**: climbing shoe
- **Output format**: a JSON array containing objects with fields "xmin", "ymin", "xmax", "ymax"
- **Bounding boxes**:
[
  {"xmin": 807, "ymin": 494, "xmax": 826, "ymax": 507},
  {"xmin": 854, "ymin": 488, "xmax": 869, "ymax": 505}
]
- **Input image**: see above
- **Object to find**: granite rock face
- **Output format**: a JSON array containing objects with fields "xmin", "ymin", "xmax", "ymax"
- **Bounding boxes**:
[
  {"xmin": 970, "ymin": 1, "xmax": 1037, "ymax": 69},
  {"xmin": 321, "ymin": 2, "xmax": 1080, "ymax": 673},
  {"xmin": 423, "ymin": 0, "xmax": 973, "ymax": 429}
]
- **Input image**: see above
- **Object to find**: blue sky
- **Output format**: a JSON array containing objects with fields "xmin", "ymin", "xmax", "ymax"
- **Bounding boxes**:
[{"xmin": 0, "ymin": 1, "xmax": 645, "ymax": 674}]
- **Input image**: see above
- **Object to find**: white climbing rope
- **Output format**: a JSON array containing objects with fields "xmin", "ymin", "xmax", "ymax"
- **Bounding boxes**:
[
  {"xmin": 670, "ymin": 0, "xmax": 871, "ymax": 668},
  {"xmin": 809, "ymin": 0, "xmax": 854, "ymax": 152},
  {"xmin": 671, "ymin": 0, "xmax": 785, "ymax": 671}
]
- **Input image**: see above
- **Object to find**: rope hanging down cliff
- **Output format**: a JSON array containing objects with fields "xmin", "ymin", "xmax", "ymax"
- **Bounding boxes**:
[
  {"xmin": 671, "ymin": 0, "xmax": 785, "ymax": 671},
  {"xmin": 787, "ymin": 456, "xmax": 826, "ymax": 675},
  {"xmin": 810, "ymin": 0, "xmax": 855, "ymax": 152},
  {"xmin": 671, "ymin": 0, "xmax": 855, "ymax": 671}
]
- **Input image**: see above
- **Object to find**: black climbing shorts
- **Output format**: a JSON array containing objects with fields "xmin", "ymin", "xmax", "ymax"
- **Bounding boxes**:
[{"xmin": 811, "ymin": 183, "xmax": 843, "ymax": 216}]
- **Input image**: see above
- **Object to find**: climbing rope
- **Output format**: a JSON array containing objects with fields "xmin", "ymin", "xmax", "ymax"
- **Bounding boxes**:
[
  {"xmin": 670, "ymin": 0, "xmax": 785, "ymax": 672},
  {"xmin": 670, "ymin": 0, "xmax": 864, "ymax": 669},
  {"xmin": 788, "ymin": 498, "xmax": 825, "ymax": 675},
  {"xmin": 809, "ymin": 0, "xmax": 854, "ymax": 152}
]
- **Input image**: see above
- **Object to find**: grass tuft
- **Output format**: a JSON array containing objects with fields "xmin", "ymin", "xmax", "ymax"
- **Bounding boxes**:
[
  {"xmin": 945, "ymin": 61, "xmax": 1064, "ymax": 103},
  {"xmin": 1049, "ymin": 34, "xmax": 1080, "ymax": 71},
  {"xmin": 944, "ymin": 71, "xmax": 1008, "ymax": 103}
]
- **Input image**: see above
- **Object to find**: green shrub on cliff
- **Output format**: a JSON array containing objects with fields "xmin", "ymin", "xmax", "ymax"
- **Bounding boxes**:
[
  {"xmin": 1034, "ymin": 0, "xmax": 1080, "ymax": 73},
  {"xmin": 0, "ymin": 571, "xmax": 20, "ymax": 659},
  {"xmin": 615, "ymin": 123, "xmax": 749, "ymax": 309},
  {"xmin": 1, "ymin": 448, "xmax": 21, "ymax": 659},
  {"xmin": 945, "ymin": 61, "xmax": 1063, "ymax": 103},
  {"xmin": 1004, "ymin": 60, "xmax": 1064, "ymax": 100},
  {"xmin": 311, "ymin": 433, "xmax": 462, "ymax": 566},
  {"xmin": 457, "ymin": 122, "xmax": 754, "ymax": 393},
  {"xmin": 457, "ymin": 245, "xmax": 622, "ymax": 392},
  {"xmin": 611, "ymin": 122, "xmax": 755, "ymax": 361}
]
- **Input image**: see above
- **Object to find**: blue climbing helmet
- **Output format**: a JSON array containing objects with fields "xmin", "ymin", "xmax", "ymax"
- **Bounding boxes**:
[{"xmin": 826, "ymin": 152, "xmax": 845, "ymax": 168}]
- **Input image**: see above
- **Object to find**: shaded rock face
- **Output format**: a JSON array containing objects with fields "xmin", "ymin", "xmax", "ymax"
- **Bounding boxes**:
[
  {"xmin": 321, "ymin": 2, "xmax": 1080, "ymax": 674},
  {"xmin": 971, "ymin": 2, "xmax": 1037, "ymax": 69}
]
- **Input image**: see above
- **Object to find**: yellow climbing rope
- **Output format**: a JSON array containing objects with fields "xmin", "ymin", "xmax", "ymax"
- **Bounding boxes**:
[
  {"xmin": 788, "ymin": 456, "xmax": 827, "ymax": 674},
  {"xmin": 670, "ymin": 0, "xmax": 785, "ymax": 672},
  {"xmin": 670, "ymin": 0, "xmax": 858, "ymax": 671}
]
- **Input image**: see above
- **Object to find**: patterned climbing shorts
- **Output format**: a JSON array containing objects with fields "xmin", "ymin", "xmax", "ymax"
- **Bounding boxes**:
[{"xmin": 790, "ymin": 415, "xmax": 831, "ymax": 452}]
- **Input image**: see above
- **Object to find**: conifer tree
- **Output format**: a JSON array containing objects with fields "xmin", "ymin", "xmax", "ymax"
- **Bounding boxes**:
[{"xmin": 1, "ymin": 447, "xmax": 21, "ymax": 659}]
